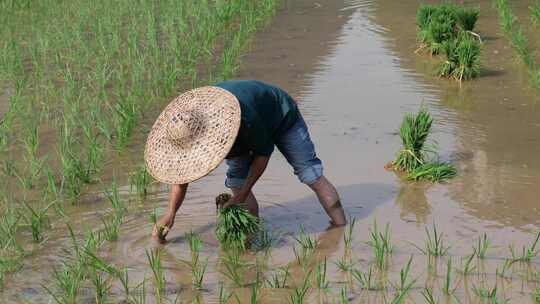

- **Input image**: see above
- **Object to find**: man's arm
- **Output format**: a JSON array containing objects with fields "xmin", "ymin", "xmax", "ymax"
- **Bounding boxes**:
[
  {"xmin": 225, "ymin": 155, "xmax": 270, "ymax": 207},
  {"xmin": 152, "ymin": 183, "xmax": 188, "ymax": 242}
]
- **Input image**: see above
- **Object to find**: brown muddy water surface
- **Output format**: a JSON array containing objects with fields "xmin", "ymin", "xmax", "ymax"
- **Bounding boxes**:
[{"xmin": 5, "ymin": 0, "xmax": 540, "ymax": 303}]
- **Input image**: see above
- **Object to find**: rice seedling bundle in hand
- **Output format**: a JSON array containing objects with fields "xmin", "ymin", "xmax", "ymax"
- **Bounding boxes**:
[
  {"xmin": 215, "ymin": 193, "xmax": 260, "ymax": 250},
  {"xmin": 392, "ymin": 107, "xmax": 433, "ymax": 172}
]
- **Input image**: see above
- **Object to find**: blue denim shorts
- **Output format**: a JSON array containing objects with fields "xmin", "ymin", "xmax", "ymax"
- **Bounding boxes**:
[{"xmin": 225, "ymin": 114, "xmax": 323, "ymax": 188}]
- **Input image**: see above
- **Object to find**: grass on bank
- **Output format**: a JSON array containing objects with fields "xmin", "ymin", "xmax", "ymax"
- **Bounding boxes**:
[{"xmin": 494, "ymin": 0, "xmax": 540, "ymax": 92}]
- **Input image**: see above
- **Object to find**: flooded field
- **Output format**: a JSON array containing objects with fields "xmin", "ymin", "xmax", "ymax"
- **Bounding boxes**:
[{"xmin": 3, "ymin": 0, "xmax": 540, "ymax": 303}]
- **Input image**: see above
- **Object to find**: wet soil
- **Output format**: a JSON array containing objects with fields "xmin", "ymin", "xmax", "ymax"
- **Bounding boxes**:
[{"xmin": 4, "ymin": 0, "xmax": 540, "ymax": 303}]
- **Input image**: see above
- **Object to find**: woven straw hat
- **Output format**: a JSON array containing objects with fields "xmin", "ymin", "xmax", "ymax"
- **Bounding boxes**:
[{"xmin": 144, "ymin": 86, "xmax": 241, "ymax": 184}]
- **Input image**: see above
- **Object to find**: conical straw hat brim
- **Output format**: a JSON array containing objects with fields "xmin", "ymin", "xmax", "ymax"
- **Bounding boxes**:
[{"xmin": 144, "ymin": 86, "xmax": 241, "ymax": 184}]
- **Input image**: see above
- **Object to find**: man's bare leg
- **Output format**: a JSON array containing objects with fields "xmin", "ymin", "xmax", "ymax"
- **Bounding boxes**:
[
  {"xmin": 308, "ymin": 176, "xmax": 346, "ymax": 226},
  {"xmin": 231, "ymin": 187, "xmax": 259, "ymax": 217}
]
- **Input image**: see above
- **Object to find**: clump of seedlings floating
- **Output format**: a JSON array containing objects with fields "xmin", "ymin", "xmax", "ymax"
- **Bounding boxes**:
[
  {"xmin": 390, "ymin": 107, "xmax": 457, "ymax": 182},
  {"xmin": 215, "ymin": 193, "xmax": 260, "ymax": 250},
  {"xmin": 416, "ymin": 3, "xmax": 482, "ymax": 82}
]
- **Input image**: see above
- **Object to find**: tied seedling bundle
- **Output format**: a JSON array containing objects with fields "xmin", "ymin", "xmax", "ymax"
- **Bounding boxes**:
[
  {"xmin": 215, "ymin": 193, "xmax": 259, "ymax": 250},
  {"xmin": 416, "ymin": 3, "xmax": 481, "ymax": 82},
  {"xmin": 391, "ymin": 107, "xmax": 457, "ymax": 182}
]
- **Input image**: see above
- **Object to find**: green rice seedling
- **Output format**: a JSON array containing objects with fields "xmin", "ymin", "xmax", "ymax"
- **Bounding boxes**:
[
  {"xmin": 316, "ymin": 258, "xmax": 330, "ymax": 290},
  {"xmin": 339, "ymin": 286, "xmax": 350, "ymax": 304},
  {"xmin": 266, "ymin": 265, "xmax": 290, "ymax": 288},
  {"xmin": 294, "ymin": 225, "xmax": 318, "ymax": 251},
  {"xmin": 42, "ymin": 261, "xmax": 86, "ymax": 304},
  {"xmin": 343, "ymin": 217, "xmax": 356, "ymax": 250},
  {"xmin": 101, "ymin": 215, "xmax": 121, "ymax": 242},
  {"xmin": 442, "ymin": 257, "xmax": 453, "ymax": 295},
  {"xmin": 366, "ymin": 220, "xmax": 393, "ymax": 269},
  {"xmin": 145, "ymin": 248, "xmax": 165, "ymax": 295},
  {"xmin": 88, "ymin": 266, "xmax": 111, "ymax": 304},
  {"xmin": 407, "ymin": 161, "xmax": 457, "ymax": 182},
  {"xmin": 129, "ymin": 279, "xmax": 148, "ymax": 304},
  {"xmin": 416, "ymin": 4, "xmax": 459, "ymax": 55},
  {"xmin": 288, "ymin": 271, "xmax": 312, "ymax": 304},
  {"xmin": 533, "ymin": 288, "xmax": 540, "ymax": 303},
  {"xmin": 293, "ymin": 245, "xmax": 313, "ymax": 271},
  {"xmin": 509, "ymin": 232, "xmax": 540, "ymax": 263},
  {"xmin": 85, "ymin": 251, "xmax": 131, "ymax": 299},
  {"xmin": 531, "ymin": 1, "xmax": 540, "ymax": 25},
  {"xmin": 149, "ymin": 208, "xmax": 158, "ymax": 226},
  {"xmin": 456, "ymin": 6, "xmax": 480, "ymax": 32},
  {"xmin": 128, "ymin": 164, "xmax": 152, "ymax": 200},
  {"xmin": 250, "ymin": 281, "xmax": 261, "ymax": 304},
  {"xmin": 472, "ymin": 284, "xmax": 508, "ymax": 303},
  {"xmin": 458, "ymin": 253, "xmax": 476, "ymax": 276},
  {"xmin": 0, "ymin": 205, "xmax": 22, "ymax": 251},
  {"xmin": 192, "ymin": 257, "xmax": 208, "ymax": 290},
  {"xmin": 438, "ymin": 33, "xmax": 481, "ymax": 82},
  {"xmin": 389, "ymin": 256, "xmax": 417, "ymax": 303},
  {"xmin": 251, "ymin": 224, "xmax": 282, "ymax": 254},
  {"xmin": 218, "ymin": 283, "xmax": 235, "ymax": 303},
  {"xmin": 392, "ymin": 108, "xmax": 433, "ymax": 173},
  {"xmin": 104, "ymin": 178, "xmax": 126, "ymax": 218},
  {"xmin": 186, "ymin": 230, "xmax": 203, "ymax": 264},
  {"xmin": 220, "ymin": 249, "xmax": 247, "ymax": 286},
  {"xmin": 21, "ymin": 122, "xmax": 45, "ymax": 189},
  {"xmin": 216, "ymin": 194, "xmax": 260, "ymax": 250},
  {"xmin": 474, "ymin": 233, "xmax": 491, "ymax": 259},
  {"xmin": 334, "ymin": 256, "xmax": 355, "ymax": 273},
  {"xmin": 417, "ymin": 224, "xmax": 451, "ymax": 257},
  {"xmin": 511, "ymin": 27, "xmax": 534, "ymax": 69},
  {"xmin": 21, "ymin": 200, "xmax": 53, "ymax": 242},
  {"xmin": 421, "ymin": 287, "xmax": 438, "ymax": 304},
  {"xmin": 352, "ymin": 266, "xmax": 375, "ymax": 290}
]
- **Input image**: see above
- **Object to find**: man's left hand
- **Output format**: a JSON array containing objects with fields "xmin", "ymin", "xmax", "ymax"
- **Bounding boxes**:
[{"xmin": 222, "ymin": 191, "xmax": 248, "ymax": 209}]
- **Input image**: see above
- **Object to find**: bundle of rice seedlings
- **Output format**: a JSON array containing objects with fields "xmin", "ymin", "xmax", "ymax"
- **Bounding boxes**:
[
  {"xmin": 438, "ymin": 33, "xmax": 481, "ymax": 81},
  {"xmin": 215, "ymin": 193, "xmax": 260, "ymax": 250},
  {"xmin": 456, "ymin": 6, "xmax": 480, "ymax": 32},
  {"xmin": 392, "ymin": 108, "xmax": 433, "ymax": 172},
  {"xmin": 392, "ymin": 108, "xmax": 457, "ymax": 183},
  {"xmin": 407, "ymin": 162, "xmax": 457, "ymax": 182},
  {"xmin": 417, "ymin": 4, "xmax": 458, "ymax": 54},
  {"xmin": 416, "ymin": 4, "xmax": 480, "ymax": 55}
]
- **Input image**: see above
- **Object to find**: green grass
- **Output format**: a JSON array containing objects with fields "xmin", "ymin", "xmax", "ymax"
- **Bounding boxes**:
[
  {"xmin": 474, "ymin": 233, "xmax": 491, "ymax": 259},
  {"xmin": 216, "ymin": 200, "xmax": 260, "ymax": 250}
]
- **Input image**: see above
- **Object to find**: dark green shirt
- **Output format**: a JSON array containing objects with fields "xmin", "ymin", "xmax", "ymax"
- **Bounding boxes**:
[{"xmin": 215, "ymin": 80, "xmax": 299, "ymax": 157}]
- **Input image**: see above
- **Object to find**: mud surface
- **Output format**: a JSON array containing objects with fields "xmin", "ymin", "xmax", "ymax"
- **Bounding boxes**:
[{"xmin": 4, "ymin": 0, "xmax": 540, "ymax": 303}]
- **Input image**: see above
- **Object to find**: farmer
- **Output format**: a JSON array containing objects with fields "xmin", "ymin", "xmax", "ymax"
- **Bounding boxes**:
[{"xmin": 144, "ymin": 80, "xmax": 347, "ymax": 242}]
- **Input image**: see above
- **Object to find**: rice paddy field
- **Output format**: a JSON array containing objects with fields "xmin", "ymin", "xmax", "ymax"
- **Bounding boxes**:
[{"xmin": 3, "ymin": 0, "xmax": 540, "ymax": 303}]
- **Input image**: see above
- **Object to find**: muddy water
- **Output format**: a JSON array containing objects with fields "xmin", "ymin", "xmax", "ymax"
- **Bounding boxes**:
[{"xmin": 5, "ymin": 0, "xmax": 540, "ymax": 303}]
